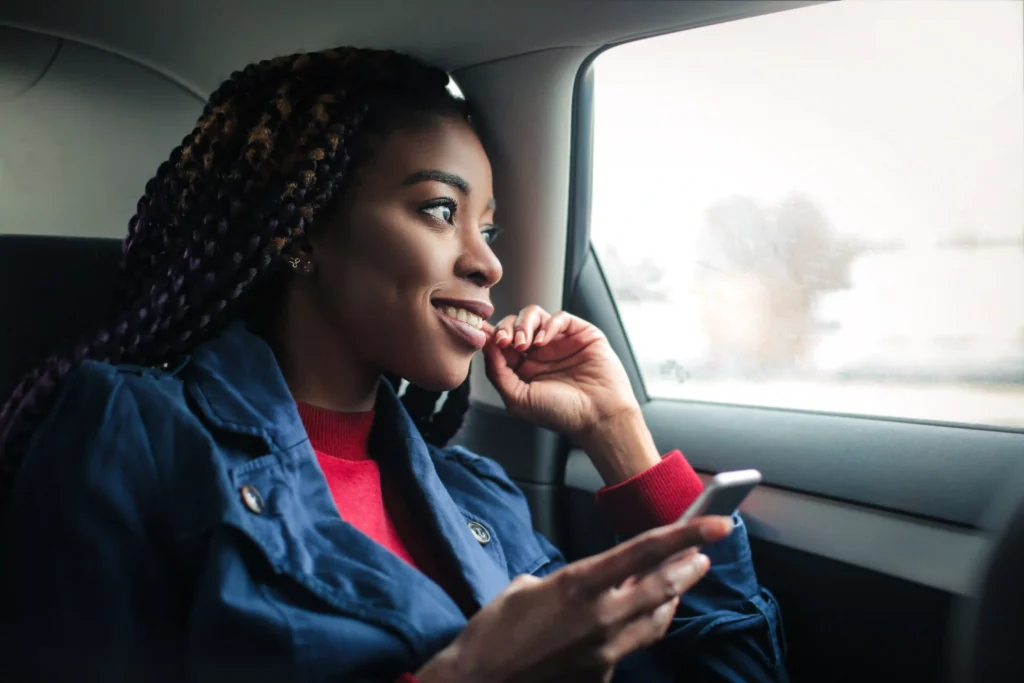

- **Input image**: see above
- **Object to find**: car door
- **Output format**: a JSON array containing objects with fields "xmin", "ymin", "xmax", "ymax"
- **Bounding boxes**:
[{"xmin": 458, "ymin": 2, "xmax": 1024, "ymax": 682}]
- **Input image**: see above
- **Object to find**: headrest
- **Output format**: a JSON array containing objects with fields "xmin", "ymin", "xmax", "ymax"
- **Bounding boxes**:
[{"xmin": 0, "ymin": 235, "xmax": 122, "ymax": 403}]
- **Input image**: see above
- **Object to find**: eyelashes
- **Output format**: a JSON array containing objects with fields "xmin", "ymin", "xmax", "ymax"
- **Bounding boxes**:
[
  {"xmin": 420, "ymin": 197, "xmax": 457, "ymax": 224},
  {"xmin": 481, "ymin": 225, "xmax": 503, "ymax": 245},
  {"xmin": 419, "ymin": 197, "xmax": 501, "ymax": 245}
]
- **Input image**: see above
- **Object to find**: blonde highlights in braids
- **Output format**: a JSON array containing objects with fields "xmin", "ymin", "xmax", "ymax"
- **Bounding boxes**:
[{"xmin": 0, "ymin": 47, "xmax": 478, "ymax": 498}]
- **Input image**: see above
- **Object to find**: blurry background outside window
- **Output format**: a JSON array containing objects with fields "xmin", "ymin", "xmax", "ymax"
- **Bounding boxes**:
[{"xmin": 589, "ymin": 0, "xmax": 1024, "ymax": 428}]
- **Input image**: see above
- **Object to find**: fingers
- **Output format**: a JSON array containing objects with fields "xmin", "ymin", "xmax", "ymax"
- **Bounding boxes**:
[
  {"xmin": 633, "ymin": 514, "xmax": 736, "ymax": 582},
  {"xmin": 603, "ymin": 551, "xmax": 708, "ymax": 624},
  {"xmin": 506, "ymin": 574, "xmax": 542, "ymax": 593},
  {"xmin": 482, "ymin": 335, "xmax": 523, "ymax": 399},
  {"xmin": 596, "ymin": 596, "xmax": 679, "ymax": 667},
  {"xmin": 491, "ymin": 306, "xmax": 596, "ymax": 350},
  {"xmin": 512, "ymin": 305, "xmax": 550, "ymax": 350},
  {"xmin": 492, "ymin": 314, "xmax": 517, "ymax": 347},
  {"xmin": 492, "ymin": 305, "xmax": 567, "ymax": 351},
  {"xmin": 534, "ymin": 311, "xmax": 573, "ymax": 347},
  {"xmin": 568, "ymin": 516, "xmax": 732, "ymax": 593}
]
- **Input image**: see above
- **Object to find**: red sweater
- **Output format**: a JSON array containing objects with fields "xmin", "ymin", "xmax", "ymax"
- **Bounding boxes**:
[{"xmin": 296, "ymin": 402, "xmax": 706, "ymax": 682}]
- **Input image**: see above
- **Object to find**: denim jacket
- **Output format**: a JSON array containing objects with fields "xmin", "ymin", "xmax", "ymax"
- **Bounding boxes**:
[{"xmin": 0, "ymin": 323, "xmax": 787, "ymax": 682}]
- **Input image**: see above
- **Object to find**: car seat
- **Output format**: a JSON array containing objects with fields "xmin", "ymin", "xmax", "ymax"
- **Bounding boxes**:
[{"xmin": 0, "ymin": 235, "xmax": 122, "ymax": 402}]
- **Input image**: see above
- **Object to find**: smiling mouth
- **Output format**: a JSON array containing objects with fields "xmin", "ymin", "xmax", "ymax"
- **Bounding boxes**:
[
  {"xmin": 434, "ymin": 304, "xmax": 485, "ymax": 330},
  {"xmin": 430, "ymin": 299, "xmax": 490, "ymax": 351}
]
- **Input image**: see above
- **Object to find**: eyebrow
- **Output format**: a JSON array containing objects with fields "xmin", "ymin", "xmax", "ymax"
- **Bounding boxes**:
[
  {"xmin": 403, "ymin": 169, "xmax": 497, "ymax": 211},
  {"xmin": 403, "ymin": 169, "xmax": 470, "ymax": 194}
]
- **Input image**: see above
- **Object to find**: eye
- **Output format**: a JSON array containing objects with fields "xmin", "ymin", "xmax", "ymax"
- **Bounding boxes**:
[
  {"xmin": 481, "ymin": 225, "xmax": 503, "ymax": 245},
  {"xmin": 420, "ymin": 198, "xmax": 456, "ymax": 225}
]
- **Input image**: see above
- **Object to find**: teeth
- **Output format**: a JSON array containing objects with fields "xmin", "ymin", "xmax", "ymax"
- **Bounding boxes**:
[{"xmin": 439, "ymin": 305, "xmax": 484, "ymax": 330}]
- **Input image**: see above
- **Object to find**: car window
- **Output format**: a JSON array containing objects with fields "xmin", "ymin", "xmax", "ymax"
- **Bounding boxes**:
[{"xmin": 589, "ymin": 0, "xmax": 1024, "ymax": 428}]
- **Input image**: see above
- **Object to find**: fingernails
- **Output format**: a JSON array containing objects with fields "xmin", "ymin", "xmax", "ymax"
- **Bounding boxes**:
[
  {"xmin": 514, "ymin": 331, "xmax": 526, "ymax": 348},
  {"xmin": 534, "ymin": 330, "xmax": 546, "ymax": 345},
  {"xmin": 495, "ymin": 330, "xmax": 508, "ymax": 343},
  {"xmin": 701, "ymin": 516, "xmax": 734, "ymax": 541},
  {"xmin": 653, "ymin": 599, "xmax": 676, "ymax": 620},
  {"xmin": 667, "ymin": 553, "xmax": 710, "ymax": 586}
]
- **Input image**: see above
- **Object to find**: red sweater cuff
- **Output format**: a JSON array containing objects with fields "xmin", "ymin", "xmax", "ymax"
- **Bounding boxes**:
[
  {"xmin": 594, "ymin": 450, "xmax": 705, "ymax": 538},
  {"xmin": 396, "ymin": 675, "xmax": 418, "ymax": 683}
]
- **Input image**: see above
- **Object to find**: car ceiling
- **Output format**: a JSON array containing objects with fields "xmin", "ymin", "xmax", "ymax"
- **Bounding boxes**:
[{"xmin": 0, "ymin": 0, "xmax": 818, "ymax": 96}]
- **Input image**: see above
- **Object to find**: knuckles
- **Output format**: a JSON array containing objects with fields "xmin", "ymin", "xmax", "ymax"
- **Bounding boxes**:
[{"xmin": 555, "ymin": 564, "xmax": 590, "ymax": 604}]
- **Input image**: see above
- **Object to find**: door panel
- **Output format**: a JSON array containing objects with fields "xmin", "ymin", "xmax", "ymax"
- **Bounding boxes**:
[
  {"xmin": 563, "ymin": 247, "xmax": 1020, "ymax": 683},
  {"xmin": 565, "ymin": 450, "xmax": 988, "ymax": 596},
  {"xmin": 564, "ymin": 445, "xmax": 980, "ymax": 682}
]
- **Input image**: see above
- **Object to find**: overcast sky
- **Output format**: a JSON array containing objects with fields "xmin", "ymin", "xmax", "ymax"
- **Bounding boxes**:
[{"xmin": 590, "ymin": 0, "xmax": 1024, "ymax": 259}]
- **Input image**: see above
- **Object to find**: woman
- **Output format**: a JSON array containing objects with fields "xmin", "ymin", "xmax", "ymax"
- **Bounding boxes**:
[{"xmin": 0, "ymin": 48, "xmax": 786, "ymax": 682}]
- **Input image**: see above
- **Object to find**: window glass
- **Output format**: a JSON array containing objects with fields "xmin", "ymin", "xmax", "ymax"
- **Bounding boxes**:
[{"xmin": 589, "ymin": 0, "xmax": 1024, "ymax": 428}]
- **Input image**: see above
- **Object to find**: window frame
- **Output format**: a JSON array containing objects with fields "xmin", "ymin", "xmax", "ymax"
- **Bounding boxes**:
[{"xmin": 564, "ymin": 20, "xmax": 1024, "ymax": 530}]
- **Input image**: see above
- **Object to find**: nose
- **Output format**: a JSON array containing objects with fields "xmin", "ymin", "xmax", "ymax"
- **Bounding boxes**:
[{"xmin": 455, "ymin": 229, "xmax": 503, "ymax": 289}]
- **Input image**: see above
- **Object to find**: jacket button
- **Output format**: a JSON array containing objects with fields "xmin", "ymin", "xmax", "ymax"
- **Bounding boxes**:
[
  {"xmin": 240, "ymin": 484, "xmax": 264, "ymax": 514},
  {"xmin": 467, "ymin": 521, "xmax": 491, "ymax": 545}
]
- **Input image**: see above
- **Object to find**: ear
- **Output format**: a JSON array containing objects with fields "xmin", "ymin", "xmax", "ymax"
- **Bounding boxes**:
[
  {"xmin": 281, "ymin": 237, "xmax": 316, "ymax": 276},
  {"xmin": 281, "ymin": 236, "xmax": 314, "ymax": 260}
]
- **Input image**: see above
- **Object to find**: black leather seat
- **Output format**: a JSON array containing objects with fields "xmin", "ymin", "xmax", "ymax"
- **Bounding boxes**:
[{"xmin": 0, "ymin": 235, "xmax": 122, "ymax": 402}]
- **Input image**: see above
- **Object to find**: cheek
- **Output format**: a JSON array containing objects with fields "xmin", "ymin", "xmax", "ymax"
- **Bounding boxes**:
[
  {"xmin": 310, "ymin": 208, "xmax": 470, "ymax": 387},
  {"xmin": 315, "ymin": 211, "xmax": 448, "ymax": 335},
  {"xmin": 349, "ymin": 210, "xmax": 444, "ymax": 292}
]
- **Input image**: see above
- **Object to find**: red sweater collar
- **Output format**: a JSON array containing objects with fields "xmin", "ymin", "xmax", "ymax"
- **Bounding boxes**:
[{"xmin": 296, "ymin": 402, "xmax": 375, "ymax": 460}]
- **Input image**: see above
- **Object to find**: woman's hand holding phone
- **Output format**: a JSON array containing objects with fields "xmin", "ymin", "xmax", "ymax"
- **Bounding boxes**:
[{"xmin": 416, "ymin": 515, "xmax": 734, "ymax": 683}]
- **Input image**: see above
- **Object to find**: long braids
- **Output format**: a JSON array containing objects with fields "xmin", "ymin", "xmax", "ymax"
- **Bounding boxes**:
[{"xmin": 0, "ymin": 48, "xmax": 475, "ymax": 498}]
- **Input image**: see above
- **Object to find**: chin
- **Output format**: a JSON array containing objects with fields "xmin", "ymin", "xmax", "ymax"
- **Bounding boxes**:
[{"xmin": 404, "ymin": 359, "xmax": 471, "ymax": 393}]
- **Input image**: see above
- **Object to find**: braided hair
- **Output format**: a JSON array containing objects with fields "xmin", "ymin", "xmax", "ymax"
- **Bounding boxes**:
[{"xmin": 0, "ymin": 48, "xmax": 479, "ymax": 497}]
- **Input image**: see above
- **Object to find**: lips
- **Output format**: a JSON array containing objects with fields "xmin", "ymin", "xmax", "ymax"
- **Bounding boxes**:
[
  {"xmin": 430, "ymin": 298, "xmax": 494, "ymax": 321},
  {"xmin": 431, "ymin": 298, "xmax": 493, "ymax": 350}
]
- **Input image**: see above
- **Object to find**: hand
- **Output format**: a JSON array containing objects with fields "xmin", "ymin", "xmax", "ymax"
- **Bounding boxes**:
[
  {"xmin": 482, "ymin": 306, "xmax": 661, "ymax": 484},
  {"xmin": 483, "ymin": 306, "xmax": 637, "ymax": 438},
  {"xmin": 414, "ymin": 516, "xmax": 734, "ymax": 683}
]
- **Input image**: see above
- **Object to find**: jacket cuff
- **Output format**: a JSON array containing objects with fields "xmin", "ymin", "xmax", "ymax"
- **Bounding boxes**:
[{"xmin": 594, "ymin": 450, "xmax": 704, "ymax": 538}]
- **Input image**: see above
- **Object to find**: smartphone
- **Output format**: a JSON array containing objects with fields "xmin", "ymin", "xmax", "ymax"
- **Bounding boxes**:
[
  {"xmin": 637, "ymin": 469, "xmax": 763, "ymax": 581},
  {"xmin": 676, "ymin": 469, "xmax": 762, "ymax": 525}
]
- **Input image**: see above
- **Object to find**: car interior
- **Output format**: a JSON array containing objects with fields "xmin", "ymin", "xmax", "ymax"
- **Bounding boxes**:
[{"xmin": 2, "ymin": 1, "xmax": 1023, "ymax": 681}]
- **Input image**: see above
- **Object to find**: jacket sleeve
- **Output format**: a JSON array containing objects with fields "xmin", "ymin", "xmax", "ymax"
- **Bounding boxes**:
[
  {"xmin": 639, "ymin": 514, "xmax": 789, "ymax": 683},
  {"xmin": 594, "ymin": 452, "xmax": 789, "ymax": 682},
  {"xmin": 536, "ymin": 517, "xmax": 787, "ymax": 683},
  {"xmin": 0, "ymin": 363, "xmax": 180, "ymax": 683},
  {"xmin": 451, "ymin": 445, "xmax": 788, "ymax": 683}
]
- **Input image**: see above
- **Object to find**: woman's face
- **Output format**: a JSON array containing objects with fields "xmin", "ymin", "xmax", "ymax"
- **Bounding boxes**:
[{"xmin": 305, "ymin": 117, "xmax": 502, "ymax": 391}]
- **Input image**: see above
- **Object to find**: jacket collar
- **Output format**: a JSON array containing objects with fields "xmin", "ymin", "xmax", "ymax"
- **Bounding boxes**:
[
  {"xmin": 183, "ymin": 322, "xmax": 511, "ymax": 612},
  {"xmin": 185, "ymin": 321, "xmax": 307, "ymax": 452},
  {"xmin": 372, "ymin": 377, "xmax": 511, "ymax": 611}
]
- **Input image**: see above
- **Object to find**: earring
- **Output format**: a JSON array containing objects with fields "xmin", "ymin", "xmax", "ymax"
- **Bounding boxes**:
[{"xmin": 287, "ymin": 256, "xmax": 315, "ymax": 275}]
